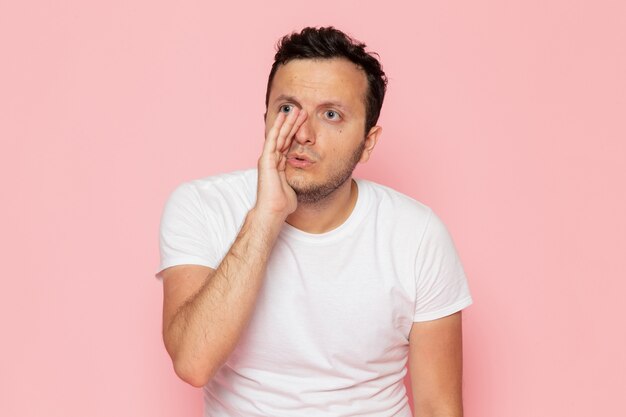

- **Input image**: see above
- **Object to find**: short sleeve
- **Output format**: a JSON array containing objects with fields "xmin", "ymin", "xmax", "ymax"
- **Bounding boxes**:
[
  {"xmin": 413, "ymin": 209, "xmax": 473, "ymax": 321},
  {"xmin": 155, "ymin": 182, "xmax": 221, "ymax": 280}
]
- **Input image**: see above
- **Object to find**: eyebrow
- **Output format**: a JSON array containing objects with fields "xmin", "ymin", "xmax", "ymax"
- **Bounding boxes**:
[{"xmin": 272, "ymin": 94, "xmax": 350, "ymax": 111}]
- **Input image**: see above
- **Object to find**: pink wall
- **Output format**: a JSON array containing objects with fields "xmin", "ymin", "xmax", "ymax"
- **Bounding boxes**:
[{"xmin": 2, "ymin": 1, "xmax": 624, "ymax": 416}]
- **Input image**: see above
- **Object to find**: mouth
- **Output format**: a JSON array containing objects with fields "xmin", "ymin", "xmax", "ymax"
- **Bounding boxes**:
[
  {"xmin": 287, "ymin": 153, "xmax": 313, "ymax": 162},
  {"xmin": 286, "ymin": 153, "xmax": 315, "ymax": 168}
]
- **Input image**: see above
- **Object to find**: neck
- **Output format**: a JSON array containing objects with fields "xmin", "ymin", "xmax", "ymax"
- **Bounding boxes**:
[{"xmin": 285, "ymin": 178, "xmax": 358, "ymax": 234}]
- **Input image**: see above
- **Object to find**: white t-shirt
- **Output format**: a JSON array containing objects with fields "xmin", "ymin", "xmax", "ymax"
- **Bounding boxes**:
[{"xmin": 156, "ymin": 168, "xmax": 473, "ymax": 417}]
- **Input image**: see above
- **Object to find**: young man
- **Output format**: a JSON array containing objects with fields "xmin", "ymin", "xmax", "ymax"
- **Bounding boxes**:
[{"xmin": 156, "ymin": 27, "xmax": 473, "ymax": 417}]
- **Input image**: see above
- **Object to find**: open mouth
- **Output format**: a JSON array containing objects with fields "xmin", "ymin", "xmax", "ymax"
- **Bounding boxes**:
[{"xmin": 287, "ymin": 155, "xmax": 314, "ymax": 168}]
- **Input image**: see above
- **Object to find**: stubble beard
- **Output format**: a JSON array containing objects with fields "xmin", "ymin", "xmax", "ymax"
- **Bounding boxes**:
[{"xmin": 288, "ymin": 140, "xmax": 366, "ymax": 205}]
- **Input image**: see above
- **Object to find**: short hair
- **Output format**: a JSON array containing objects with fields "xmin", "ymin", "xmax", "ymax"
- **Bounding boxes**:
[{"xmin": 265, "ymin": 26, "xmax": 388, "ymax": 135}]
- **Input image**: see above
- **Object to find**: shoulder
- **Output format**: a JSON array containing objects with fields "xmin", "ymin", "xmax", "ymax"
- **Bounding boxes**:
[
  {"xmin": 162, "ymin": 168, "xmax": 257, "ymax": 226},
  {"xmin": 357, "ymin": 178, "xmax": 433, "ymax": 224},
  {"xmin": 178, "ymin": 168, "xmax": 257, "ymax": 211},
  {"xmin": 355, "ymin": 178, "xmax": 436, "ymax": 252},
  {"xmin": 187, "ymin": 168, "xmax": 257, "ymax": 198},
  {"xmin": 362, "ymin": 180, "xmax": 459, "ymax": 249}
]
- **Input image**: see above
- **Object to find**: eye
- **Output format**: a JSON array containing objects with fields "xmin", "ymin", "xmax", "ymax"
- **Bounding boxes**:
[
  {"xmin": 279, "ymin": 104, "xmax": 294, "ymax": 114},
  {"xmin": 324, "ymin": 110, "xmax": 341, "ymax": 121}
]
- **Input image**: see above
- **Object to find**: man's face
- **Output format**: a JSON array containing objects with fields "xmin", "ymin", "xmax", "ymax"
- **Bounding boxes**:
[{"xmin": 265, "ymin": 58, "xmax": 380, "ymax": 204}]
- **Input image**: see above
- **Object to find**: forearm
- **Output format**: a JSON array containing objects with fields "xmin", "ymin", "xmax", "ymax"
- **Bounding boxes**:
[
  {"xmin": 413, "ymin": 405, "xmax": 463, "ymax": 417},
  {"xmin": 166, "ymin": 208, "xmax": 283, "ymax": 386},
  {"xmin": 413, "ymin": 388, "xmax": 463, "ymax": 417}
]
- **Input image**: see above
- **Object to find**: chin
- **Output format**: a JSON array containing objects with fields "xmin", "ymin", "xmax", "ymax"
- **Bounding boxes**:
[
  {"xmin": 285, "ymin": 171, "xmax": 309, "ymax": 192},
  {"xmin": 285, "ymin": 165, "xmax": 308, "ymax": 180}
]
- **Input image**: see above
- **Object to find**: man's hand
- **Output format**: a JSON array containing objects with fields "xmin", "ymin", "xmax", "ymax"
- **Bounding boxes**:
[
  {"xmin": 256, "ymin": 108, "xmax": 307, "ymax": 219},
  {"xmin": 161, "ymin": 108, "xmax": 308, "ymax": 387}
]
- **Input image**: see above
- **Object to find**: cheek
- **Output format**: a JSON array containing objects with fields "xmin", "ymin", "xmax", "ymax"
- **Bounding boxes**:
[
  {"xmin": 332, "ymin": 125, "xmax": 363, "ymax": 145},
  {"xmin": 319, "ymin": 123, "xmax": 346, "ymax": 140}
]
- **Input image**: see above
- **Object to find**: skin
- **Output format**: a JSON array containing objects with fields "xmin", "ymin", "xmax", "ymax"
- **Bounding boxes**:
[
  {"xmin": 160, "ymin": 57, "xmax": 464, "ymax": 416},
  {"xmin": 409, "ymin": 311, "xmax": 464, "ymax": 417}
]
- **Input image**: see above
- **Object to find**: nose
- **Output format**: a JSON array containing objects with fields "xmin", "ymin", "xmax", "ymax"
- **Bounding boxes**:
[{"xmin": 293, "ymin": 113, "xmax": 315, "ymax": 145}]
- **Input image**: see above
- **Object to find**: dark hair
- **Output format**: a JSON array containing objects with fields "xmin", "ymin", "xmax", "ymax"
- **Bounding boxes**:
[{"xmin": 265, "ymin": 26, "xmax": 388, "ymax": 135}]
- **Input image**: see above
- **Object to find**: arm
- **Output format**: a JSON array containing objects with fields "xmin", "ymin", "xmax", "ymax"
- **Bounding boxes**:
[
  {"xmin": 161, "ymin": 107, "xmax": 308, "ymax": 387},
  {"xmin": 408, "ymin": 311, "xmax": 464, "ymax": 417}
]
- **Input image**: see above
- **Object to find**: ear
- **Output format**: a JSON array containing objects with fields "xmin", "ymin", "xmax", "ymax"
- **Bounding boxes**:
[{"xmin": 359, "ymin": 125, "xmax": 383, "ymax": 163}]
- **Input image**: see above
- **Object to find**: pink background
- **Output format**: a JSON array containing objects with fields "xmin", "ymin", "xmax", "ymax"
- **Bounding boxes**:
[{"xmin": 2, "ymin": 1, "xmax": 625, "ymax": 416}]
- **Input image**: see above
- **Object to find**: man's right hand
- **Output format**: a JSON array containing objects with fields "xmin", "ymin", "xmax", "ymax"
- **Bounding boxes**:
[
  {"xmin": 162, "ymin": 107, "xmax": 308, "ymax": 388},
  {"xmin": 255, "ymin": 107, "xmax": 308, "ymax": 221}
]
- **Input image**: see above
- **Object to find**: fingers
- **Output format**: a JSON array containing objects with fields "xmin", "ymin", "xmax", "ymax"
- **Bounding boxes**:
[
  {"xmin": 277, "ymin": 110, "xmax": 307, "ymax": 153},
  {"xmin": 263, "ymin": 111, "xmax": 287, "ymax": 156},
  {"xmin": 261, "ymin": 109, "xmax": 308, "ymax": 170},
  {"xmin": 273, "ymin": 108, "xmax": 302, "ymax": 153},
  {"xmin": 277, "ymin": 153, "xmax": 286, "ymax": 171}
]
